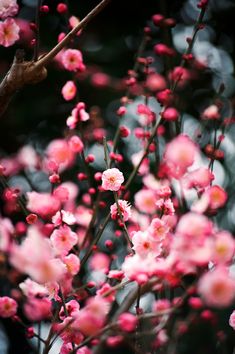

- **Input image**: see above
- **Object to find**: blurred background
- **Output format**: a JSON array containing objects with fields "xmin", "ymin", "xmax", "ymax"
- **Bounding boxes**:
[{"xmin": 1, "ymin": 0, "xmax": 235, "ymax": 353}]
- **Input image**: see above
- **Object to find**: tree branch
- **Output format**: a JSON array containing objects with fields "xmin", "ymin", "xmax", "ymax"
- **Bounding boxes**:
[{"xmin": 0, "ymin": 0, "xmax": 111, "ymax": 117}]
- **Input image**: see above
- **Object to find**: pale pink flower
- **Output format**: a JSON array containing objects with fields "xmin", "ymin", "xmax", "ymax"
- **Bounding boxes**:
[
  {"xmin": 19, "ymin": 278, "xmax": 48, "ymax": 298},
  {"xmin": 0, "ymin": 18, "xmax": 20, "ymax": 47},
  {"xmin": 0, "ymin": 217, "xmax": 14, "ymax": 252},
  {"xmin": 75, "ymin": 206, "xmax": 92, "ymax": 227},
  {"xmin": 183, "ymin": 167, "xmax": 214, "ymax": 190},
  {"xmin": 52, "ymin": 210, "xmax": 77, "ymax": 226},
  {"xmin": 27, "ymin": 191, "xmax": 61, "ymax": 219},
  {"xmin": 102, "ymin": 168, "xmax": 124, "ymax": 191},
  {"xmin": 164, "ymin": 134, "xmax": 198, "ymax": 178},
  {"xmin": 198, "ymin": 267, "xmax": 235, "ymax": 308},
  {"xmin": 90, "ymin": 252, "xmax": 110, "ymax": 272},
  {"xmin": 110, "ymin": 199, "xmax": 131, "ymax": 221},
  {"xmin": 45, "ymin": 281, "xmax": 60, "ymax": 301},
  {"xmin": 148, "ymin": 218, "xmax": 169, "ymax": 241},
  {"xmin": 0, "ymin": 296, "xmax": 17, "ymax": 318},
  {"xmin": 63, "ymin": 253, "xmax": 80, "ymax": 275},
  {"xmin": 73, "ymin": 296, "xmax": 110, "ymax": 336},
  {"xmin": 0, "ymin": 0, "xmax": 18, "ymax": 19},
  {"xmin": 24, "ymin": 297, "xmax": 51, "ymax": 321},
  {"xmin": 212, "ymin": 231, "xmax": 235, "ymax": 264},
  {"xmin": 155, "ymin": 198, "xmax": 175, "ymax": 216},
  {"xmin": 118, "ymin": 313, "xmax": 138, "ymax": 332},
  {"xmin": 122, "ymin": 254, "xmax": 155, "ymax": 284},
  {"xmin": 202, "ymin": 104, "xmax": 220, "ymax": 120},
  {"xmin": 61, "ymin": 81, "xmax": 77, "ymax": 101},
  {"xmin": 56, "ymin": 316, "xmax": 83, "ymax": 344},
  {"xmin": 176, "ymin": 212, "xmax": 213, "ymax": 240},
  {"xmin": 134, "ymin": 189, "xmax": 157, "ymax": 214},
  {"xmin": 132, "ymin": 230, "xmax": 161, "ymax": 258},
  {"xmin": 59, "ymin": 299, "xmax": 80, "ymax": 320},
  {"xmin": 50, "ymin": 225, "xmax": 78, "ymax": 255},
  {"xmin": 206, "ymin": 185, "xmax": 227, "ymax": 210},
  {"xmin": 229, "ymin": 310, "xmax": 235, "ymax": 330},
  {"xmin": 62, "ymin": 49, "xmax": 84, "ymax": 71},
  {"xmin": 68, "ymin": 135, "xmax": 84, "ymax": 153},
  {"xmin": 10, "ymin": 226, "xmax": 66, "ymax": 283},
  {"xmin": 46, "ymin": 139, "xmax": 75, "ymax": 169},
  {"xmin": 17, "ymin": 145, "xmax": 38, "ymax": 169}
]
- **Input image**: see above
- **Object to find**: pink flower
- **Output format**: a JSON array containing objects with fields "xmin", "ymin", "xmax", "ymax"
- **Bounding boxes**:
[
  {"xmin": 61, "ymin": 81, "xmax": 77, "ymax": 101},
  {"xmin": 134, "ymin": 189, "xmax": 157, "ymax": 214},
  {"xmin": 19, "ymin": 278, "xmax": 48, "ymax": 298},
  {"xmin": 24, "ymin": 297, "xmax": 51, "ymax": 321},
  {"xmin": 27, "ymin": 191, "xmax": 61, "ymax": 219},
  {"xmin": 212, "ymin": 231, "xmax": 235, "ymax": 264},
  {"xmin": 59, "ymin": 299, "xmax": 80, "ymax": 320},
  {"xmin": 63, "ymin": 253, "xmax": 80, "ymax": 275},
  {"xmin": 206, "ymin": 185, "xmax": 227, "ymax": 210},
  {"xmin": 0, "ymin": 296, "xmax": 17, "ymax": 318},
  {"xmin": 50, "ymin": 225, "xmax": 78, "ymax": 255},
  {"xmin": 148, "ymin": 218, "xmax": 169, "ymax": 242},
  {"xmin": 102, "ymin": 168, "xmax": 124, "ymax": 191},
  {"xmin": 62, "ymin": 49, "xmax": 84, "ymax": 71},
  {"xmin": 0, "ymin": 18, "xmax": 20, "ymax": 47},
  {"xmin": 110, "ymin": 199, "xmax": 131, "ymax": 221},
  {"xmin": 132, "ymin": 231, "xmax": 161, "ymax": 258},
  {"xmin": 164, "ymin": 134, "xmax": 198, "ymax": 178},
  {"xmin": 229, "ymin": 310, "xmax": 235, "ymax": 330},
  {"xmin": 118, "ymin": 313, "xmax": 138, "ymax": 332},
  {"xmin": 68, "ymin": 135, "xmax": 84, "ymax": 153},
  {"xmin": 10, "ymin": 226, "xmax": 66, "ymax": 283},
  {"xmin": 202, "ymin": 104, "xmax": 220, "ymax": 120},
  {"xmin": 198, "ymin": 267, "xmax": 235, "ymax": 308},
  {"xmin": 183, "ymin": 167, "xmax": 214, "ymax": 190},
  {"xmin": 46, "ymin": 139, "xmax": 75, "ymax": 169},
  {"xmin": 0, "ymin": 0, "xmax": 18, "ymax": 19},
  {"xmin": 52, "ymin": 210, "xmax": 77, "ymax": 226}
]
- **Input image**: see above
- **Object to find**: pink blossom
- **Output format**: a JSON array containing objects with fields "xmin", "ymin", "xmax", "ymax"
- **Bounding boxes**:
[
  {"xmin": 164, "ymin": 134, "xmax": 198, "ymax": 178},
  {"xmin": 206, "ymin": 185, "xmax": 227, "ymax": 210},
  {"xmin": 110, "ymin": 199, "xmax": 131, "ymax": 221},
  {"xmin": 50, "ymin": 225, "xmax": 78, "ymax": 255},
  {"xmin": 131, "ymin": 151, "xmax": 149, "ymax": 175},
  {"xmin": 0, "ymin": 0, "xmax": 18, "ymax": 20},
  {"xmin": 19, "ymin": 278, "xmax": 48, "ymax": 298},
  {"xmin": 183, "ymin": 167, "xmax": 214, "ymax": 189},
  {"xmin": 145, "ymin": 73, "xmax": 166, "ymax": 92},
  {"xmin": 202, "ymin": 104, "xmax": 220, "ymax": 120},
  {"xmin": 148, "ymin": 218, "xmax": 169, "ymax": 241},
  {"xmin": 229, "ymin": 310, "xmax": 235, "ymax": 330},
  {"xmin": 52, "ymin": 210, "xmax": 77, "ymax": 226},
  {"xmin": 134, "ymin": 189, "xmax": 157, "ymax": 214},
  {"xmin": 27, "ymin": 191, "xmax": 61, "ymax": 219},
  {"xmin": 118, "ymin": 313, "xmax": 138, "ymax": 332},
  {"xmin": 89, "ymin": 252, "xmax": 110, "ymax": 272},
  {"xmin": 122, "ymin": 254, "xmax": 155, "ymax": 284},
  {"xmin": 63, "ymin": 253, "xmax": 80, "ymax": 275},
  {"xmin": 10, "ymin": 226, "xmax": 66, "ymax": 283},
  {"xmin": 198, "ymin": 267, "xmax": 235, "ymax": 308},
  {"xmin": 102, "ymin": 168, "xmax": 124, "ymax": 191},
  {"xmin": 73, "ymin": 296, "xmax": 110, "ymax": 336},
  {"xmin": 0, "ymin": 18, "xmax": 20, "ymax": 47},
  {"xmin": 155, "ymin": 198, "xmax": 175, "ymax": 216},
  {"xmin": 59, "ymin": 299, "xmax": 80, "ymax": 320},
  {"xmin": 0, "ymin": 296, "xmax": 17, "ymax": 318},
  {"xmin": 212, "ymin": 231, "xmax": 235, "ymax": 264},
  {"xmin": 62, "ymin": 49, "xmax": 84, "ymax": 72},
  {"xmin": 24, "ymin": 297, "xmax": 51, "ymax": 321},
  {"xmin": 68, "ymin": 135, "xmax": 84, "ymax": 153},
  {"xmin": 61, "ymin": 81, "xmax": 77, "ymax": 101},
  {"xmin": 132, "ymin": 231, "xmax": 161, "ymax": 258},
  {"xmin": 17, "ymin": 145, "xmax": 38, "ymax": 169},
  {"xmin": 46, "ymin": 139, "xmax": 75, "ymax": 169}
]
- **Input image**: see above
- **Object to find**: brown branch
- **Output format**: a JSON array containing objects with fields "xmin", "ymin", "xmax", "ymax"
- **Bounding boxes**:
[{"xmin": 0, "ymin": 0, "xmax": 111, "ymax": 117}]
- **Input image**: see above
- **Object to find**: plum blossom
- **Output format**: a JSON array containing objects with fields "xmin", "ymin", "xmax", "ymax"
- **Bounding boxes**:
[
  {"xmin": 229, "ymin": 311, "xmax": 235, "ymax": 330},
  {"xmin": 102, "ymin": 168, "xmax": 124, "ymax": 191},
  {"xmin": 0, "ymin": 0, "xmax": 18, "ymax": 20},
  {"xmin": 61, "ymin": 81, "xmax": 77, "ymax": 101},
  {"xmin": 198, "ymin": 267, "xmax": 235, "ymax": 308},
  {"xmin": 134, "ymin": 189, "xmax": 158, "ymax": 214},
  {"xmin": 27, "ymin": 191, "xmax": 61, "ymax": 219},
  {"xmin": 0, "ymin": 18, "xmax": 20, "ymax": 47},
  {"xmin": 50, "ymin": 225, "xmax": 78, "ymax": 255},
  {"xmin": 62, "ymin": 49, "xmax": 85, "ymax": 71},
  {"xmin": 10, "ymin": 226, "xmax": 66, "ymax": 283},
  {"xmin": 163, "ymin": 134, "xmax": 198, "ymax": 178},
  {"xmin": 132, "ymin": 230, "xmax": 162, "ymax": 258},
  {"xmin": 110, "ymin": 199, "xmax": 131, "ymax": 221},
  {"xmin": 0, "ymin": 296, "xmax": 17, "ymax": 318}
]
